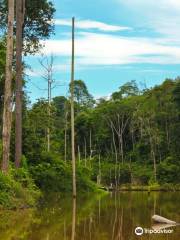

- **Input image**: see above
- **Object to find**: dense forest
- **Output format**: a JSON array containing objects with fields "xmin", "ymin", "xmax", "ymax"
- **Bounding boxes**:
[
  {"xmin": 0, "ymin": 0, "xmax": 180, "ymax": 209},
  {"xmin": 20, "ymin": 77, "xmax": 180, "ymax": 189}
]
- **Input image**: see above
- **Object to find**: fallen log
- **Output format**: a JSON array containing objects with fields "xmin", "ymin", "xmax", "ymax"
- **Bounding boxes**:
[
  {"xmin": 152, "ymin": 215, "xmax": 176, "ymax": 224},
  {"xmin": 152, "ymin": 223, "xmax": 176, "ymax": 231}
]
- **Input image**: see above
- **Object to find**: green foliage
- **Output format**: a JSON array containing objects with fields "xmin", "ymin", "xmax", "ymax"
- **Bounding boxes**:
[
  {"xmin": 157, "ymin": 160, "xmax": 180, "ymax": 184},
  {"xmin": 30, "ymin": 154, "xmax": 97, "ymax": 193},
  {"xmin": 31, "ymin": 161, "xmax": 72, "ymax": 192},
  {"xmin": 173, "ymin": 78, "xmax": 180, "ymax": 109},
  {"xmin": 0, "ymin": 0, "xmax": 55, "ymax": 53},
  {"xmin": 19, "ymin": 78, "xmax": 180, "ymax": 192},
  {"xmin": 70, "ymin": 80, "xmax": 95, "ymax": 108},
  {"xmin": 1, "ymin": 76, "xmax": 180, "ymax": 210},
  {"xmin": 76, "ymin": 165, "xmax": 97, "ymax": 192},
  {"xmin": 131, "ymin": 164, "xmax": 152, "ymax": 185},
  {"xmin": 112, "ymin": 80, "xmax": 139, "ymax": 100},
  {"xmin": 0, "ymin": 167, "xmax": 40, "ymax": 209}
]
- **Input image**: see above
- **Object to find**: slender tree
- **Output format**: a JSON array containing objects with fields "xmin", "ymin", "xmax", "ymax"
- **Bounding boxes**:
[
  {"xmin": 39, "ymin": 55, "xmax": 54, "ymax": 152},
  {"xmin": 78, "ymin": 145, "xmax": 81, "ymax": 164},
  {"xmin": 1, "ymin": 0, "xmax": 15, "ymax": 173},
  {"xmin": 15, "ymin": 0, "xmax": 25, "ymax": 168},
  {"xmin": 70, "ymin": 17, "xmax": 76, "ymax": 198},
  {"xmin": 64, "ymin": 110, "xmax": 68, "ymax": 162},
  {"xmin": 84, "ymin": 137, "xmax": 87, "ymax": 167}
]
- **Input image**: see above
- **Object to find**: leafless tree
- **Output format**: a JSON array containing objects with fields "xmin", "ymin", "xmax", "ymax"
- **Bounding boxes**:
[
  {"xmin": 39, "ymin": 55, "xmax": 55, "ymax": 152},
  {"xmin": 70, "ymin": 17, "xmax": 76, "ymax": 198}
]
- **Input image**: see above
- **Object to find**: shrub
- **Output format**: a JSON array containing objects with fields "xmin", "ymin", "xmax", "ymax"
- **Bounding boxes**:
[
  {"xmin": 31, "ymin": 159, "xmax": 97, "ymax": 193},
  {"xmin": 0, "ymin": 167, "xmax": 40, "ymax": 209},
  {"xmin": 157, "ymin": 161, "xmax": 180, "ymax": 184},
  {"xmin": 132, "ymin": 164, "xmax": 152, "ymax": 185}
]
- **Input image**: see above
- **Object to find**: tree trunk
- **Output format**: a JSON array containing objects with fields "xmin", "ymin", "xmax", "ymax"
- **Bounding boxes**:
[
  {"xmin": 165, "ymin": 118, "xmax": 170, "ymax": 150},
  {"xmin": 84, "ymin": 137, "xmax": 87, "ymax": 167},
  {"xmin": 78, "ymin": 145, "xmax": 81, "ymax": 164},
  {"xmin": 120, "ymin": 133, "xmax": 124, "ymax": 164},
  {"xmin": 131, "ymin": 122, "xmax": 135, "ymax": 151},
  {"xmin": 110, "ymin": 121, "xmax": 118, "ymax": 187},
  {"xmin": 47, "ymin": 82, "xmax": 50, "ymax": 152},
  {"xmin": 89, "ymin": 129, "xmax": 92, "ymax": 167},
  {"xmin": 97, "ymin": 153, "xmax": 101, "ymax": 185},
  {"xmin": 64, "ymin": 111, "xmax": 68, "ymax": 162},
  {"xmin": 89, "ymin": 129, "xmax": 92, "ymax": 158},
  {"xmin": 71, "ymin": 17, "xmax": 76, "ymax": 198},
  {"xmin": 1, "ymin": 0, "xmax": 15, "ymax": 173},
  {"xmin": 39, "ymin": 55, "xmax": 54, "ymax": 152},
  {"xmin": 15, "ymin": 0, "xmax": 25, "ymax": 168},
  {"xmin": 147, "ymin": 119, "xmax": 157, "ymax": 182}
]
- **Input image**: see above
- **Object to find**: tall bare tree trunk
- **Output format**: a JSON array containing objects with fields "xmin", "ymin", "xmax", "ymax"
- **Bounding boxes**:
[
  {"xmin": 89, "ymin": 129, "xmax": 92, "ymax": 158},
  {"xmin": 47, "ymin": 56, "xmax": 53, "ymax": 152},
  {"xmin": 64, "ymin": 111, "xmax": 68, "ymax": 162},
  {"xmin": 39, "ymin": 55, "xmax": 54, "ymax": 152},
  {"xmin": 78, "ymin": 145, "xmax": 81, "ymax": 164},
  {"xmin": 165, "ymin": 118, "xmax": 170, "ymax": 150},
  {"xmin": 147, "ymin": 119, "xmax": 157, "ymax": 182},
  {"xmin": 71, "ymin": 17, "xmax": 76, "ymax": 198},
  {"xmin": 1, "ymin": 0, "xmax": 15, "ymax": 173},
  {"xmin": 110, "ymin": 121, "xmax": 118, "ymax": 187},
  {"xmin": 84, "ymin": 137, "xmax": 87, "ymax": 167},
  {"xmin": 97, "ymin": 153, "xmax": 101, "ymax": 185},
  {"xmin": 47, "ymin": 76, "xmax": 51, "ymax": 152},
  {"xmin": 15, "ymin": 0, "xmax": 25, "ymax": 168}
]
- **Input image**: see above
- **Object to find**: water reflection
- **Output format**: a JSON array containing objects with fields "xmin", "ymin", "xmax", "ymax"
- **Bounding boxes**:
[
  {"xmin": 0, "ymin": 192, "xmax": 179, "ymax": 240},
  {"xmin": 71, "ymin": 198, "xmax": 76, "ymax": 240}
]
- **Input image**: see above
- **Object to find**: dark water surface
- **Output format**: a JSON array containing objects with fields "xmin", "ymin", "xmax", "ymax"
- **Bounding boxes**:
[{"xmin": 0, "ymin": 192, "xmax": 180, "ymax": 240}]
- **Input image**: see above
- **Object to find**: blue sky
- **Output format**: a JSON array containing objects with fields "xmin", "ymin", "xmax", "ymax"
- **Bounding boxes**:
[{"xmin": 26, "ymin": 0, "xmax": 180, "ymax": 102}]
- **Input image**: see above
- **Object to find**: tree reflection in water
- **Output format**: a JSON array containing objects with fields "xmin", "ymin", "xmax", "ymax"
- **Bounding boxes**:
[
  {"xmin": 71, "ymin": 198, "xmax": 76, "ymax": 240},
  {"xmin": 0, "ymin": 192, "xmax": 180, "ymax": 240}
]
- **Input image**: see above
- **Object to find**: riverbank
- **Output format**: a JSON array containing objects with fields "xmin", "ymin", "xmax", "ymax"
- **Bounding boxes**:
[
  {"xmin": 0, "ymin": 168, "xmax": 40, "ymax": 210},
  {"xmin": 1, "ymin": 158, "xmax": 179, "ymax": 210},
  {"xmin": 118, "ymin": 183, "xmax": 180, "ymax": 191},
  {"xmin": 0, "ymin": 160, "xmax": 100, "ymax": 210}
]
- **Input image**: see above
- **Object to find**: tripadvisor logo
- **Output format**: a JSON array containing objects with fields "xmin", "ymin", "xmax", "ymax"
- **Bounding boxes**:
[
  {"xmin": 135, "ymin": 226, "xmax": 174, "ymax": 236},
  {"xmin": 135, "ymin": 227, "xmax": 144, "ymax": 236}
]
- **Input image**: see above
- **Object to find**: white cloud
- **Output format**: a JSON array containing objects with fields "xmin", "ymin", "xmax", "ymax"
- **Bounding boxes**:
[
  {"xmin": 40, "ymin": 32, "xmax": 180, "ymax": 66},
  {"xmin": 54, "ymin": 19, "xmax": 131, "ymax": 32},
  {"xmin": 26, "ymin": 64, "xmax": 72, "ymax": 78},
  {"xmin": 118, "ymin": 0, "xmax": 180, "ymax": 39},
  {"xmin": 26, "ymin": 69, "xmax": 41, "ymax": 77},
  {"xmin": 118, "ymin": 0, "xmax": 180, "ymax": 9}
]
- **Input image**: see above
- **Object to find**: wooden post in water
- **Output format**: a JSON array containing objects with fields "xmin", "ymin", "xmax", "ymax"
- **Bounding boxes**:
[{"xmin": 70, "ymin": 17, "xmax": 76, "ymax": 198}]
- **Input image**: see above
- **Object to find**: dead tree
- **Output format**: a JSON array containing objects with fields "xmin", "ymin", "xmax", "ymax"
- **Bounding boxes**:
[
  {"xmin": 70, "ymin": 17, "xmax": 76, "ymax": 198},
  {"xmin": 64, "ymin": 110, "xmax": 68, "ymax": 162},
  {"xmin": 111, "ymin": 114, "xmax": 129, "ymax": 164},
  {"xmin": 39, "ymin": 55, "xmax": 54, "ymax": 152}
]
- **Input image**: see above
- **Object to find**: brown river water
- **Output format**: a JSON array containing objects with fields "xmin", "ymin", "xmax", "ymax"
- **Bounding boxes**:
[{"xmin": 0, "ymin": 192, "xmax": 179, "ymax": 240}]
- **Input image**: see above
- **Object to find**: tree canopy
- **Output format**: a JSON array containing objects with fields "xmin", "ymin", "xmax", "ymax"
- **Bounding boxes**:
[{"xmin": 0, "ymin": 0, "xmax": 55, "ymax": 53}]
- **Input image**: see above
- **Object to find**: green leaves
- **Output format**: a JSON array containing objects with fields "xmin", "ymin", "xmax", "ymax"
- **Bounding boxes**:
[{"xmin": 0, "ymin": 0, "xmax": 55, "ymax": 54}]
